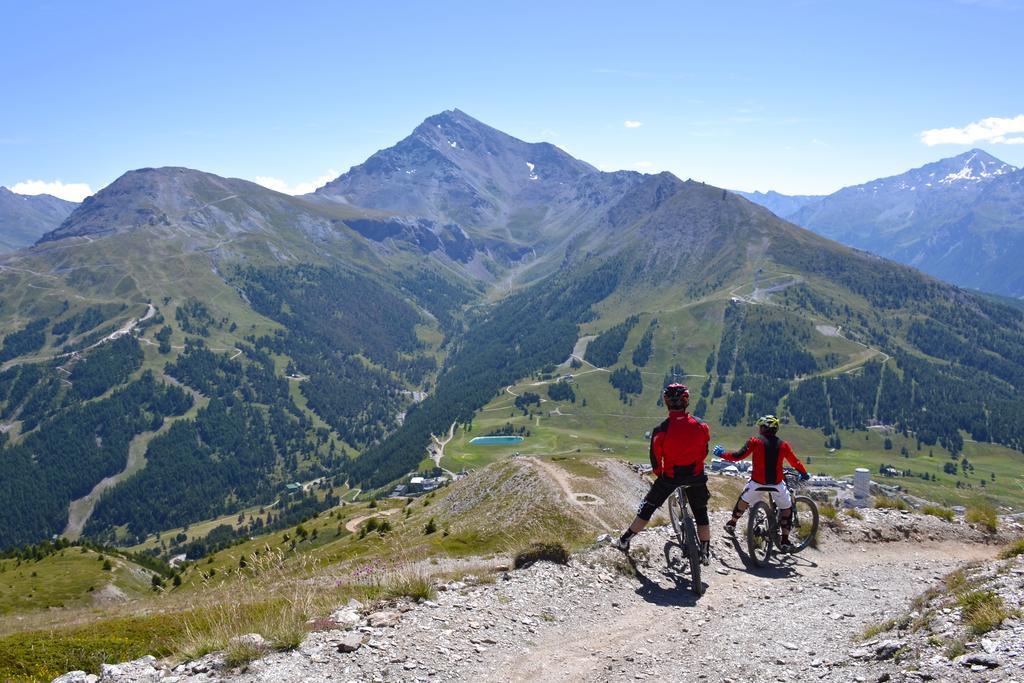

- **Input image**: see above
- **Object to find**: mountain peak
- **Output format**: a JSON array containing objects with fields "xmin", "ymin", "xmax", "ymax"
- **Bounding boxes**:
[
  {"xmin": 315, "ymin": 110, "xmax": 596, "ymax": 225},
  {"xmin": 932, "ymin": 148, "xmax": 1016, "ymax": 185}
]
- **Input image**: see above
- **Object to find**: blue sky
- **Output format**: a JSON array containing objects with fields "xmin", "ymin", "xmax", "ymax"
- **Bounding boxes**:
[{"xmin": 3, "ymin": 0, "xmax": 1023, "ymax": 200}]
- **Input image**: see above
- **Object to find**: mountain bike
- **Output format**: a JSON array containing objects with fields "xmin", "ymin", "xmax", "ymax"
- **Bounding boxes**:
[
  {"xmin": 746, "ymin": 469, "xmax": 819, "ymax": 568},
  {"xmin": 666, "ymin": 482, "xmax": 705, "ymax": 595}
]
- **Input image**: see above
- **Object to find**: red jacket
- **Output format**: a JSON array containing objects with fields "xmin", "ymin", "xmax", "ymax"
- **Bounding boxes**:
[
  {"xmin": 723, "ymin": 435, "xmax": 807, "ymax": 485},
  {"xmin": 649, "ymin": 411, "xmax": 710, "ymax": 478}
]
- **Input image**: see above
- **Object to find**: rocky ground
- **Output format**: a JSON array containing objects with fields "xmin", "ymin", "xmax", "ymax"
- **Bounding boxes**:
[{"xmin": 53, "ymin": 508, "xmax": 1024, "ymax": 683}]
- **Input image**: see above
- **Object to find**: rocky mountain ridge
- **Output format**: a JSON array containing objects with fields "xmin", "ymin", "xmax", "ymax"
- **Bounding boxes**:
[{"xmin": 53, "ymin": 508, "xmax": 1023, "ymax": 683}]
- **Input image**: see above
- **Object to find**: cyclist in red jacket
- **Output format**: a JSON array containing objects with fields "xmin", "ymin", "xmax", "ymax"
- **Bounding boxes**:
[
  {"xmin": 714, "ymin": 415, "xmax": 809, "ymax": 552},
  {"xmin": 612, "ymin": 383, "xmax": 712, "ymax": 563}
]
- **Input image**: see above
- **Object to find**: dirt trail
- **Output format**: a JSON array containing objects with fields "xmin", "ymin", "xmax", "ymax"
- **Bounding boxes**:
[
  {"xmin": 527, "ymin": 457, "xmax": 613, "ymax": 531},
  {"xmin": 344, "ymin": 508, "xmax": 400, "ymax": 533},
  {"xmin": 486, "ymin": 539, "xmax": 994, "ymax": 683},
  {"xmin": 429, "ymin": 422, "xmax": 457, "ymax": 473},
  {"xmin": 180, "ymin": 521, "xmax": 1005, "ymax": 683}
]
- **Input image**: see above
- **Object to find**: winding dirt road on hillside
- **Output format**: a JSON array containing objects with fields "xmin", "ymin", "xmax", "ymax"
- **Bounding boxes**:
[
  {"xmin": 344, "ymin": 508, "xmax": 400, "ymax": 533},
  {"xmin": 526, "ymin": 457, "xmax": 613, "ymax": 532}
]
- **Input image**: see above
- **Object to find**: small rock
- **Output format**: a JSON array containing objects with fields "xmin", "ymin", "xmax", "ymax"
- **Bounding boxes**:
[
  {"xmin": 782, "ymin": 642, "xmax": 798, "ymax": 651},
  {"xmin": 368, "ymin": 611, "xmax": 402, "ymax": 627},
  {"xmin": 874, "ymin": 639, "xmax": 903, "ymax": 660},
  {"xmin": 228, "ymin": 633, "xmax": 270, "ymax": 651},
  {"xmin": 336, "ymin": 632, "xmax": 365, "ymax": 653},
  {"xmin": 99, "ymin": 664, "xmax": 122, "ymax": 678},
  {"xmin": 955, "ymin": 653, "xmax": 1001, "ymax": 668},
  {"xmin": 52, "ymin": 673, "xmax": 98, "ymax": 683},
  {"xmin": 848, "ymin": 647, "xmax": 872, "ymax": 659},
  {"xmin": 329, "ymin": 608, "xmax": 362, "ymax": 628}
]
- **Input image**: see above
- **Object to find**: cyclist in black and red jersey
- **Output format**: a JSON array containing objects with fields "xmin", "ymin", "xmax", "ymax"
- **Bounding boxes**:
[
  {"xmin": 612, "ymin": 383, "xmax": 713, "ymax": 563},
  {"xmin": 713, "ymin": 415, "xmax": 809, "ymax": 552}
]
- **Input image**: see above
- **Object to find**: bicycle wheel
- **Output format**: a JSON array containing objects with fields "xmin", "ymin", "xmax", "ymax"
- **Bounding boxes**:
[
  {"xmin": 789, "ymin": 496, "xmax": 819, "ymax": 553},
  {"xmin": 667, "ymin": 490, "xmax": 684, "ymax": 547},
  {"xmin": 746, "ymin": 501, "xmax": 773, "ymax": 567},
  {"xmin": 683, "ymin": 509, "xmax": 704, "ymax": 595}
]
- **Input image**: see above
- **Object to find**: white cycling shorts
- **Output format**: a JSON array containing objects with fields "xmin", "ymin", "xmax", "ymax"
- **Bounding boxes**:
[{"xmin": 740, "ymin": 480, "xmax": 792, "ymax": 509}]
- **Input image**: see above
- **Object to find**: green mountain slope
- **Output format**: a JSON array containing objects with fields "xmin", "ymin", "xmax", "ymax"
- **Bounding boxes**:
[{"xmin": 2, "ymin": 113, "xmax": 1024, "ymax": 553}]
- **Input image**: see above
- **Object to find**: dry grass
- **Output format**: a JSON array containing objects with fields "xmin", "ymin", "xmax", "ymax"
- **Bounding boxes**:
[
  {"xmin": 844, "ymin": 508, "xmax": 864, "ymax": 520},
  {"xmin": 513, "ymin": 542, "xmax": 570, "ymax": 569},
  {"xmin": 966, "ymin": 504, "xmax": 998, "ymax": 533},
  {"xmin": 945, "ymin": 637, "xmax": 967, "ymax": 659},
  {"xmin": 174, "ymin": 546, "xmax": 442, "ymax": 668},
  {"xmin": 957, "ymin": 590, "xmax": 1010, "ymax": 635},
  {"xmin": 874, "ymin": 496, "xmax": 910, "ymax": 511},
  {"xmin": 920, "ymin": 504, "xmax": 954, "ymax": 522},
  {"xmin": 223, "ymin": 637, "xmax": 270, "ymax": 669},
  {"xmin": 859, "ymin": 617, "xmax": 897, "ymax": 640},
  {"xmin": 818, "ymin": 503, "xmax": 838, "ymax": 520},
  {"xmin": 173, "ymin": 549, "xmax": 341, "ymax": 664},
  {"xmin": 998, "ymin": 538, "xmax": 1024, "ymax": 559}
]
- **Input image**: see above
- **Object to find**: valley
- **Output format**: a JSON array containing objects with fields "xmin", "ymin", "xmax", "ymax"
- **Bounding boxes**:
[{"xmin": 2, "ymin": 110, "xmax": 1024, "ymax": 681}]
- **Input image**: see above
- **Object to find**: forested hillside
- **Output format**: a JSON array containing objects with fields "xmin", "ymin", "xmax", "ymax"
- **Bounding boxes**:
[{"xmin": 3, "ymin": 110, "xmax": 1024, "ymax": 553}]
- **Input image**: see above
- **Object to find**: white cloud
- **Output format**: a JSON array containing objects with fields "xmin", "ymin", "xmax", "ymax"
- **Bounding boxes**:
[
  {"xmin": 254, "ymin": 169, "xmax": 338, "ymax": 195},
  {"xmin": 920, "ymin": 115, "xmax": 1024, "ymax": 146},
  {"xmin": 624, "ymin": 120, "xmax": 643, "ymax": 129},
  {"xmin": 634, "ymin": 161, "xmax": 655, "ymax": 171},
  {"xmin": 10, "ymin": 179, "xmax": 93, "ymax": 202}
]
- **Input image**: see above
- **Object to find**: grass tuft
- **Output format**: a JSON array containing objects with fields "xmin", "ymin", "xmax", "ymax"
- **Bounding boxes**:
[
  {"xmin": 874, "ymin": 496, "xmax": 910, "ymax": 511},
  {"xmin": 844, "ymin": 508, "xmax": 864, "ymax": 520},
  {"xmin": 174, "ymin": 549, "xmax": 341, "ymax": 664},
  {"xmin": 223, "ymin": 637, "xmax": 270, "ymax": 669},
  {"xmin": 348, "ymin": 557, "xmax": 437, "ymax": 602},
  {"xmin": 921, "ymin": 505, "xmax": 954, "ymax": 522},
  {"xmin": 860, "ymin": 618, "xmax": 897, "ymax": 640},
  {"xmin": 944, "ymin": 638, "xmax": 967, "ymax": 659},
  {"xmin": 957, "ymin": 590, "xmax": 1010, "ymax": 635},
  {"xmin": 998, "ymin": 538, "xmax": 1024, "ymax": 559},
  {"xmin": 966, "ymin": 504, "xmax": 998, "ymax": 533},
  {"xmin": 513, "ymin": 542, "xmax": 570, "ymax": 569}
]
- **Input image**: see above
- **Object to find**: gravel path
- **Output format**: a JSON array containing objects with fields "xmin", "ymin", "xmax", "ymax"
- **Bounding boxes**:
[{"xmin": 80, "ymin": 510, "xmax": 1023, "ymax": 683}]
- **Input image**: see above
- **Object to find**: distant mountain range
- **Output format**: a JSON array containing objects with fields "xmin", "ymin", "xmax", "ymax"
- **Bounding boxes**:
[
  {"xmin": 737, "ymin": 149, "xmax": 1024, "ymax": 298},
  {"xmin": 3, "ymin": 110, "xmax": 1024, "ymax": 551},
  {"xmin": 0, "ymin": 187, "xmax": 78, "ymax": 252},
  {"xmin": 732, "ymin": 190, "xmax": 823, "ymax": 219}
]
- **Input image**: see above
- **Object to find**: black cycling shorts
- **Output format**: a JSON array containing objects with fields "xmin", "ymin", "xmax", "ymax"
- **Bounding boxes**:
[{"xmin": 636, "ymin": 469, "xmax": 710, "ymax": 526}]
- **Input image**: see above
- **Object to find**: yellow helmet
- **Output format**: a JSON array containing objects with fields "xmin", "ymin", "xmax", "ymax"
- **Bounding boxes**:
[{"xmin": 757, "ymin": 414, "xmax": 780, "ymax": 431}]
